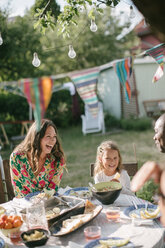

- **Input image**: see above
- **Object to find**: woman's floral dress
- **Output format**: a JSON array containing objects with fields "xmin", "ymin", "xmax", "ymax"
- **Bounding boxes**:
[{"xmin": 10, "ymin": 151, "xmax": 65, "ymax": 198}]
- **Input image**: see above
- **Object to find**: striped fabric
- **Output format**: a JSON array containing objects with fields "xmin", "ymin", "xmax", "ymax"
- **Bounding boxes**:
[
  {"xmin": 70, "ymin": 67, "xmax": 100, "ymax": 116},
  {"xmin": 22, "ymin": 77, "xmax": 53, "ymax": 130},
  {"xmin": 146, "ymin": 43, "xmax": 165, "ymax": 83},
  {"xmin": 113, "ymin": 57, "xmax": 133, "ymax": 103}
]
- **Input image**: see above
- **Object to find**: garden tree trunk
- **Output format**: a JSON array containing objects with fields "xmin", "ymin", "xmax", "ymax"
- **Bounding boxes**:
[
  {"xmin": 72, "ymin": 92, "xmax": 80, "ymax": 121},
  {"xmin": 133, "ymin": 0, "xmax": 165, "ymax": 42}
]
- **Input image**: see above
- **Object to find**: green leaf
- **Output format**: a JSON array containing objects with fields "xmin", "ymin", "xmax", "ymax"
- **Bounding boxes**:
[
  {"xmin": 97, "ymin": 8, "xmax": 104, "ymax": 14},
  {"xmin": 113, "ymin": 0, "xmax": 120, "ymax": 6},
  {"xmin": 33, "ymin": 20, "xmax": 41, "ymax": 29}
]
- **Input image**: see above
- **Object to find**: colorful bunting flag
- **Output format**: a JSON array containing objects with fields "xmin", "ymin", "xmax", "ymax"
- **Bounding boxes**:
[
  {"xmin": 70, "ymin": 67, "xmax": 100, "ymax": 116},
  {"xmin": 146, "ymin": 43, "xmax": 165, "ymax": 83},
  {"xmin": 113, "ymin": 57, "xmax": 133, "ymax": 103},
  {"xmin": 22, "ymin": 77, "xmax": 53, "ymax": 130}
]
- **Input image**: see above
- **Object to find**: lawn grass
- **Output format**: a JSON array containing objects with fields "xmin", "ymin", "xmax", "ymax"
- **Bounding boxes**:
[
  {"xmin": 1, "ymin": 125, "xmax": 163, "ymax": 200},
  {"xmin": 58, "ymin": 125, "xmax": 164, "ymax": 189}
]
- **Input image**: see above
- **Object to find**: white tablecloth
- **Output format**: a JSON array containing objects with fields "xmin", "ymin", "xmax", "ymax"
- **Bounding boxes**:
[{"xmin": 1, "ymin": 188, "xmax": 165, "ymax": 248}]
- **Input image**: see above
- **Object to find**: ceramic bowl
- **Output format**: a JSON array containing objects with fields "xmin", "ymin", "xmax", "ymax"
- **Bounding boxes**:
[
  {"xmin": 0, "ymin": 225, "xmax": 22, "ymax": 237},
  {"xmin": 0, "ymin": 207, "xmax": 6, "ymax": 216},
  {"xmin": 21, "ymin": 228, "xmax": 49, "ymax": 247},
  {"xmin": 91, "ymin": 181, "xmax": 122, "ymax": 205}
]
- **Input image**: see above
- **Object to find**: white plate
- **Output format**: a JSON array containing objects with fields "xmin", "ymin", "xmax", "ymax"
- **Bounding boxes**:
[
  {"xmin": 84, "ymin": 237, "xmax": 134, "ymax": 248},
  {"xmin": 64, "ymin": 187, "xmax": 92, "ymax": 199},
  {"xmin": 124, "ymin": 204, "xmax": 160, "ymax": 220}
]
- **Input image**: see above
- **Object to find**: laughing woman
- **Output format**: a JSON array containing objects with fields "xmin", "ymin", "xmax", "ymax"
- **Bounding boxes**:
[{"xmin": 10, "ymin": 119, "xmax": 66, "ymax": 198}]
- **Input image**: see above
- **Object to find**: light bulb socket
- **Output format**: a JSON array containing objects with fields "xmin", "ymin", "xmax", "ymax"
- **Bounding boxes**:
[{"xmin": 129, "ymin": 5, "xmax": 135, "ymax": 19}]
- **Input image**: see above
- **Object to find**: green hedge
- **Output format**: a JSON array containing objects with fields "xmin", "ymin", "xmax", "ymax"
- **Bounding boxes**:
[{"xmin": 104, "ymin": 113, "xmax": 152, "ymax": 131}]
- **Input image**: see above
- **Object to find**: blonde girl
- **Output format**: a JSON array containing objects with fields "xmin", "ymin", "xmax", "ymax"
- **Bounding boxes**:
[{"xmin": 94, "ymin": 140, "xmax": 131, "ymax": 192}]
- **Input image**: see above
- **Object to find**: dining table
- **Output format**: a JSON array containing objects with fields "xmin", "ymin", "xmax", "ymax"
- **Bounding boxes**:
[{"xmin": 0, "ymin": 186, "xmax": 165, "ymax": 248}]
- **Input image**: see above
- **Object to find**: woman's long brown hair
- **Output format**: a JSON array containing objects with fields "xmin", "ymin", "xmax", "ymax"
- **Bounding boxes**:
[{"xmin": 13, "ymin": 119, "xmax": 65, "ymax": 172}]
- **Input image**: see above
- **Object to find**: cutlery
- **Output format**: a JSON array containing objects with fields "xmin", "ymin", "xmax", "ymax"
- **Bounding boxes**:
[
  {"xmin": 132, "ymin": 200, "xmax": 138, "ymax": 209},
  {"xmin": 54, "ymin": 196, "xmax": 72, "ymax": 207},
  {"xmin": 145, "ymin": 201, "xmax": 148, "ymax": 211}
]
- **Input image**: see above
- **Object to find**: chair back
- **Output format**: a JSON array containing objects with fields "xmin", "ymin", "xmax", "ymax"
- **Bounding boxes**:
[
  {"xmin": 81, "ymin": 101, "xmax": 105, "ymax": 135},
  {"xmin": 90, "ymin": 162, "xmax": 138, "ymax": 177},
  {"xmin": 0, "ymin": 159, "xmax": 15, "ymax": 203}
]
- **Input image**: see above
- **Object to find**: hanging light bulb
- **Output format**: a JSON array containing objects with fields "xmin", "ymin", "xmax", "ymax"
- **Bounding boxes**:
[
  {"xmin": 129, "ymin": 6, "xmax": 136, "ymax": 19},
  {"xmin": 90, "ymin": 19, "xmax": 98, "ymax": 32},
  {"xmin": 0, "ymin": 33, "xmax": 3, "ymax": 45},
  {"xmin": 68, "ymin": 45, "xmax": 76, "ymax": 59},
  {"xmin": 32, "ymin": 52, "xmax": 41, "ymax": 67}
]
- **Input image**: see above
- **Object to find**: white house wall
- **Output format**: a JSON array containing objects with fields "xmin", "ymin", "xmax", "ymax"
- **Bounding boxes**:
[
  {"xmin": 98, "ymin": 67, "xmax": 121, "ymax": 119},
  {"xmin": 134, "ymin": 58, "xmax": 165, "ymax": 117}
]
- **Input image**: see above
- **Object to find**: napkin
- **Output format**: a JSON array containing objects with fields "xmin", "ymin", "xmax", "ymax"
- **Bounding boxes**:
[
  {"xmin": 69, "ymin": 241, "xmax": 83, "ymax": 248},
  {"xmin": 58, "ymin": 186, "xmax": 72, "ymax": 195},
  {"xmin": 113, "ymin": 194, "xmax": 144, "ymax": 207}
]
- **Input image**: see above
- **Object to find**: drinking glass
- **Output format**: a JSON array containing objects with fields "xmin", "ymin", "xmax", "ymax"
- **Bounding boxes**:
[
  {"xmin": 84, "ymin": 226, "xmax": 101, "ymax": 240},
  {"xmin": 26, "ymin": 201, "xmax": 48, "ymax": 230},
  {"xmin": 105, "ymin": 207, "xmax": 120, "ymax": 222}
]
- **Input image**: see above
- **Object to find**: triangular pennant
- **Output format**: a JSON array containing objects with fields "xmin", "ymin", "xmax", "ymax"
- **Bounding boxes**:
[
  {"xmin": 22, "ymin": 77, "xmax": 53, "ymax": 130},
  {"xmin": 70, "ymin": 67, "xmax": 100, "ymax": 117},
  {"xmin": 146, "ymin": 43, "xmax": 165, "ymax": 83},
  {"xmin": 113, "ymin": 57, "xmax": 133, "ymax": 103}
]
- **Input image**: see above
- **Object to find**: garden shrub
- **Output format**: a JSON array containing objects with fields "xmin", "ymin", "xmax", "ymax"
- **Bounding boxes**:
[
  {"xmin": 0, "ymin": 89, "xmax": 84, "ymax": 138},
  {"xmin": 104, "ymin": 113, "xmax": 121, "ymax": 130},
  {"xmin": 120, "ymin": 117, "xmax": 152, "ymax": 131},
  {"xmin": 136, "ymin": 180, "xmax": 158, "ymax": 202}
]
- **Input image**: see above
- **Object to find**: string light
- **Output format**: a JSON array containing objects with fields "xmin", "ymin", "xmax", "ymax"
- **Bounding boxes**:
[
  {"xmin": 0, "ymin": 33, "xmax": 3, "ymax": 45},
  {"xmin": 68, "ymin": 45, "xmax": 76, "ymax": 59},
  {"xmin": 90, "ymin": 19, "xmax": 98, "ymax": 32},
  {"xmin": 129, "ymin": 5, "xmax": 135, "ymax": 19},
  {"xmin": 32, "ymin": 52, "xmax": 41, "ymax": 67}
]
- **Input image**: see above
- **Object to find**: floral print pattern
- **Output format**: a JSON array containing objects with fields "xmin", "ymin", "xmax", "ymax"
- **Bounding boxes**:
[{"xmin": 10, "ymin": 152, "xmax": 65, "ymax": 198}]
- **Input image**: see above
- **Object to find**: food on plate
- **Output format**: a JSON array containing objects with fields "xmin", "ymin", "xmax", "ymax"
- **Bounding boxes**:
[
  {"xmin": 53, "ymin": 200, "xmax": 102, "ymax": 235},
  {"xmin": 99, "ymin": 238, "xmax": 130, "ymax": 247},
  {"xmin": 130, "ymin": 213, "xmax": 139, "ymax": 218},
  {"xmin": 85, "ymin": 200, "xmax": 96, "ymax": 213},
  {"xmin": 113, "ymin": 172, "xmax": 120, "ymax": 180},
  {"xmin": 45, "ymin": 207, "xmax": 61, "ymax": 219},
  {"xmin": 96, "ymin": 185, "xmax": 121, "ymax": 192},
  {"xmin": 0, "ymin": 214, "xmax": 23, "ymax": 229},
  {"xmin": 0, "ymin": 207, "xmax": 5, "ymax": 216},
  {"xmin": 36, "ymin": 188, "xmax": 55, "ymax": 200},
  {"xmin": 61, "ymin": 218, "xmax": 84, "ymax": 233},
  {"xmin": 130, "ymin": 206, "xmax": 160, "ymax": 219},
  {"xmin": 53, "ymin": 207, "xmax": 61, "ymax": 214},
  {"xmin": 23, "ymin": 230, "xmax": 46, "ymax": 241},
  {"xmin": 68, "ymin": 189, "xmax": 91, "ymax": 198},
  {"xmin": 141, "ymin": 206, "xmax": 160, "ymax": 219}
]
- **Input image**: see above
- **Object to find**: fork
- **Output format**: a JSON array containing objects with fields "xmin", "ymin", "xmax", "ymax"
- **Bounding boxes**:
[
  {"xmin": 54, "ymin": 196, "xmax": 72, "ymax": 207},
  {"xmin": 145, "ymin": 201, "xmax": 148, "ymax": 211}
]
